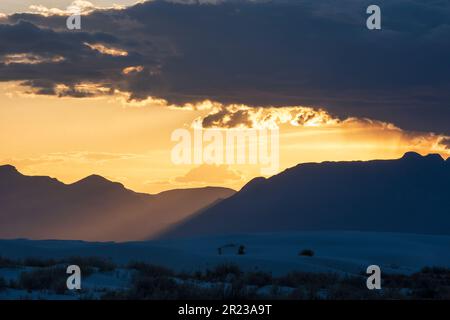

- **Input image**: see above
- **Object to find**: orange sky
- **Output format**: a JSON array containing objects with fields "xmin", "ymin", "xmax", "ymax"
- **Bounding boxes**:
[{"xmin": 0, "ymin": 82, "xmax": 448, "ymax": 194}]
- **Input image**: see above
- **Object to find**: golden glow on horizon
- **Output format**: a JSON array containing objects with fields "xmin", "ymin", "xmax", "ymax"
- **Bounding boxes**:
[
  {"xmin": 122, "ymin": 66, "xmax": 144, "ymax": 75},
  {"xmin": 0, "ymin": 82, "xmax": 448, "ymax": 194},
  {"xmin": 84, "ymin": 42, "xmax": 129, "ymax": 57},
  {"xmin": 1, "ymin": 53, "xmax": 65, "ymax": 65},
  {"xmin": 19, "ymin": 1, "xmax": 131, "ymax": 17}
]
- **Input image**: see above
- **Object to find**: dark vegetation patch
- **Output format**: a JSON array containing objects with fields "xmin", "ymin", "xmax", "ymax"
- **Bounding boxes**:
[
  {"xmin": 0, "ymin": 256, "xmax": 19, "ymax": 268},
  {"xmin": 2, "ymin": 255, "xmax": 450, "ymax": 300},
  {"xmin": 18, "ymin": 267, "xmax": 68, "ymax": 294},
  {"xmin": 102, "ymin": 264, "xmax": 450, "ymax": 300},
  {"xmin": 0, "ymin": 277, "xmax": 7, "ymax": 291},
  {"xmin": 299, "ymin": 249, "xmax": 314, "ymax": 257}
]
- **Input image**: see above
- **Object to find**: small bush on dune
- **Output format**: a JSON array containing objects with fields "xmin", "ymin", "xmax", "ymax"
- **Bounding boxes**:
[
  {"xmin": 0, "ymin": 277, "xmax": 7, "ymax": 291},
  {"xmin": 381, "ymin": 273, "xmax": 409, "ymax": 288},
  {"xmin": 101, "ymin": 290, "xmax": 129, "ymax": 300},
  {"xmin": 18, "ymin": 267, "xmax": 68, "ymax": 294},
  {"xmin": 223, "ymin": 279, "xmax": 259, "ymax": 300},
  {"xmin": 243, "ymin": 271, "xmax": 273, "ymax": 287},
  {"xmin": 126, "ymin": 273, "xmax": 225, "ymax": 300},
  {"xmin": 7, "ymin": 279, "xmax": 19, "ymax": 290},
  {"xmin": 176, "ymin": 271, "xmax": 191, "ymax": 280},
  {"xmin": 101, "ymin": 280, "xmax": 225, "ymax": 300},
  {"xmin": 276, "ymin": 271, "xmax": 338, "ymax": 288},
  {"xmin": 175, "ymin": 283, "xmax": 225, "ymax": 300},
  {"xmin": 299, "ymin": 249, "xmax": 314, "ymax": 257},
  {"xmin": 0, "ymin": 256, "xmax": 20, "ymax": 268},
  {"xmin": 205, "ymin": 263, "xmax": 242, "ymax": 282},
  {"xmin": 22, "ymin": 257, "xmax": 60, "ymax": 268},
  {"xmin": 381, "ymin": 267, "xmax": 450, "ymax": 299},
  {"xmin": 402, "ymin": 267, "xmax": 450, "ymax": 299},
  {"xmin": 120, "ymin": 270, "xmax": 258, "ymax": 300},
  {"xmin": 130, "ymin": 275, "xmax": 178, "ymax": 299},
  {"xmin": 127, "ymin": 262, "xmax": 174, "ymax": 278},
  {"xmin": 192, "ymin": 270, "xmax": 203, "ymax": 280},
  {"xmin": 325, "ymin": 284, "xmax": 357, "ymax": 300}
]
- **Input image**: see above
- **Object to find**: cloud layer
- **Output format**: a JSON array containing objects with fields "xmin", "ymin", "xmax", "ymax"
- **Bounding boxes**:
[{"xmin": 1, "ymin": 0, "xmax": 449, "ymax": 134}]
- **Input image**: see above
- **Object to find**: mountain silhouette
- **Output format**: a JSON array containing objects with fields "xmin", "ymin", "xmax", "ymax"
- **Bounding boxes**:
[
  {"xmin": 161, "ymin": 152, "xmax": 450, "ymax": 238},
  {"xmin": 0, "ymin": 166, "xmax": 234, "ymax": 241}
]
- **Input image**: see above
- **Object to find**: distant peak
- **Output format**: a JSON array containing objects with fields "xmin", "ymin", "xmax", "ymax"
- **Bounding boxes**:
[
  {"xmin": 424, "ymin": 153, "xmax": 444, "ymax": 161},
  {"xmin": 81, "ymin": 174, "xmax": 109, "ymax": 183},
  {"xmin": 401, "ymin": 152, "xmax": 443, "ymax": 162},
  {"xmin": 0, "ymin": 164, "xmax": 19, "ymax": 174},
  {"xmin": 72, "ymin": 174, "xmax": 123, "ymax": 188},
  {"xmin": 240, "ymin": 176, "xmax": 267, "ymax": 192},
  {"xmin": 401, "ymin": 152, "xmax": 423, "ymax": 160}
]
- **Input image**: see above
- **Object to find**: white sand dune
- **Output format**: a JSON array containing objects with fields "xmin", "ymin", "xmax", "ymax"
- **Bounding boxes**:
[{"xmin": 1, "ymin": 231, "xmax": 450, "ymax": 275}]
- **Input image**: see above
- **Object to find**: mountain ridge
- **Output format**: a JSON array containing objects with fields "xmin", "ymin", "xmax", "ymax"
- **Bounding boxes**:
[
  {"xmin": 0, "ymin": 165, "xmax": 235, "ymax": 241},
  {"xmin": 161, "ymin": 152, "xmax": 450, "ymax": 239},
  {"xmin": 0, "ymin": 164, "xmax": 234, "ymax": 196}
]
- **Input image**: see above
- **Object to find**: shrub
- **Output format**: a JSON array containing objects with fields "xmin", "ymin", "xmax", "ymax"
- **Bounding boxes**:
[
  {"xmin": 130, "ymin": 275, "xmax": 178, "ymax": 299},
  {"xmin": 0, "ymin": 277, "xmax": 7, "ymax": 291},
  {"xmin": 299, "ymin": 249, "xmax": 314, "ymax": 257},
  {"xmin": 100, "ymin": 290, "xmax": 128, "ymax": 300},
  {"xmin": 193, "ymin": 270, "xmax": 203, "ymax": 280},
  {"xmin": 276, "ymin": 271, "xmax": 338, "ymax": 288},
  {"xmin": 224, "ymin": 279, "xmax": 259, "ymax": 300},
  {"xmin": 66, "ymin": 256, "xmax": 116, "ymax": 273},
  {"xmin": 23, "ymin": 257, "xmax": 59, "ymax": 268},
  {"xmin": 127, "ymin": 262, "xmax": 174, "ymax": 277},
  {"xmin": 420, "ymin": 266, "xmax": 450, "ymax": 275},
  {"xmin": 244, "ymin": 271, "xmax": 273, "ymax": 287},
  {"xmin": 238, "ymin": 245, "xmax": 246, "ymax": 255},
  {"xmin": 18, "ymin": 267, "xmax": 68, "ymax": 294},
  {"xmin": 0, "ymin": 256, "xmax": 20, "ymax": 268},
  {"xmin": 205, "ymin": 263, "xmax": 242, "ymax": 282}
]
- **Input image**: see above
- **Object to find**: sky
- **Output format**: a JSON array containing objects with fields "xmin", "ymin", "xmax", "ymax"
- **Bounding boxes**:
[{"xmin": 0, "ymin": 0, "xmax": 449, "ymax": 194}]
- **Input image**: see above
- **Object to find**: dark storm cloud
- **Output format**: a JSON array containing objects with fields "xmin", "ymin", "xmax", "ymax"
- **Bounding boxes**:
[
  {"xmin": 1, "ymin": 0, "xmax": 449, "ymax": 133},
  {"xmin": 0, "ymin": 18, "xmax": 164, "ymax": 97},
  {"xmin": 441, "ymin": 137, "xmax": 450, "ymax": 149}
]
